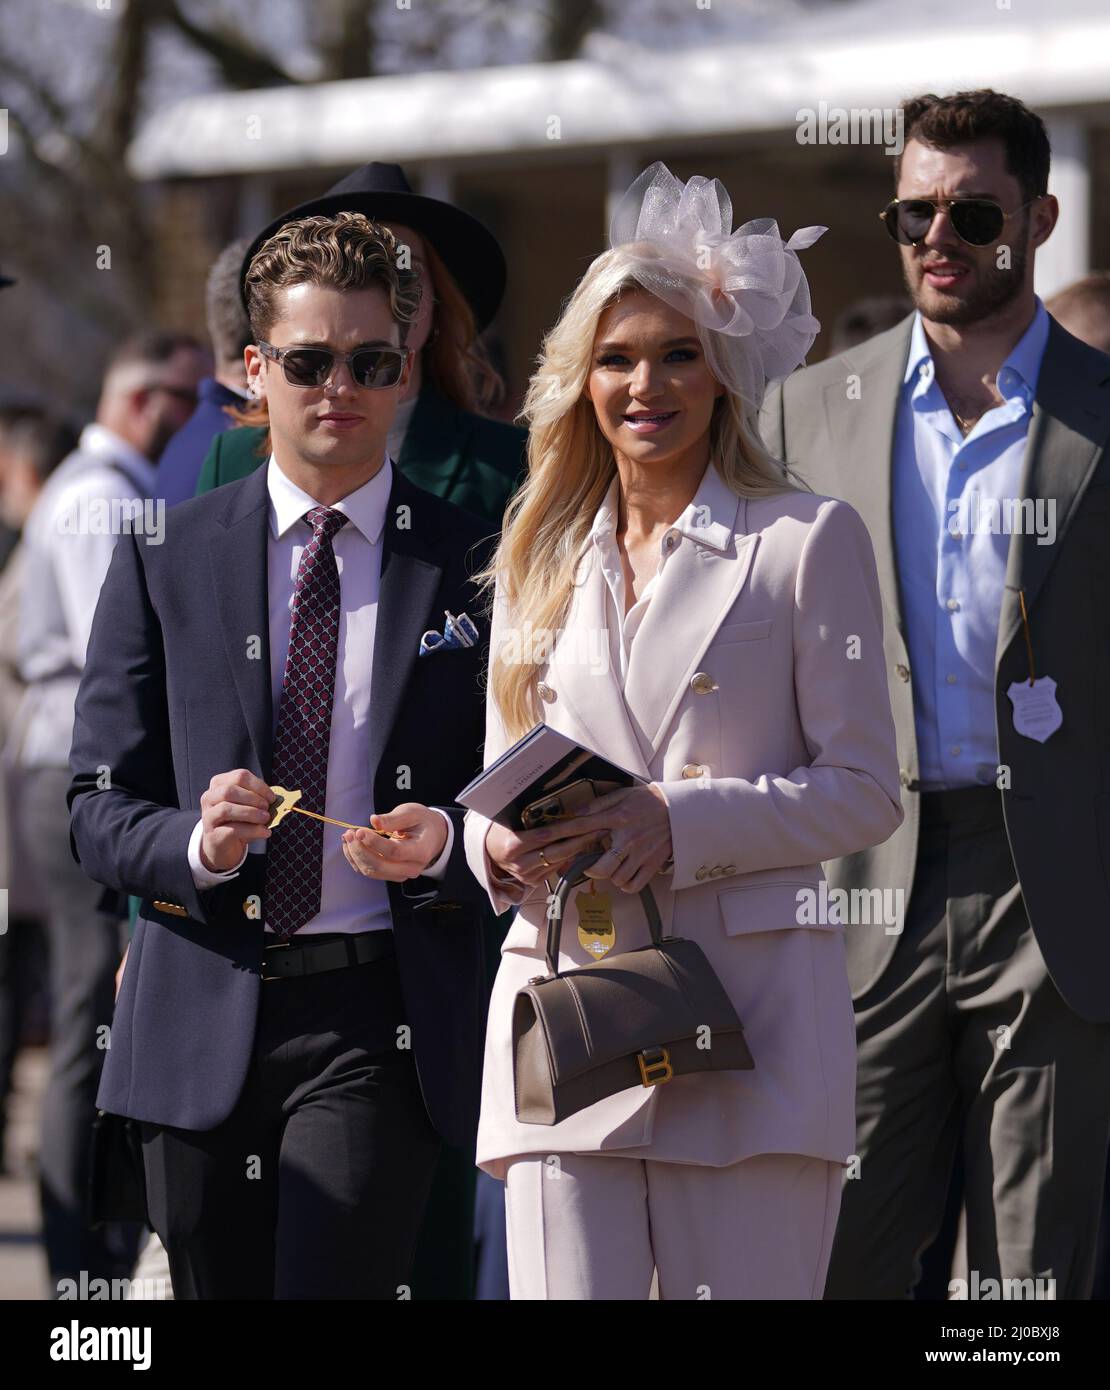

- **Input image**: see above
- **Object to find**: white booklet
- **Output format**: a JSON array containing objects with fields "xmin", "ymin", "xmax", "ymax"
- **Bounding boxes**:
[{"xmin": 456, "ymin": 724, "xmax": 643, "ymax": 831}]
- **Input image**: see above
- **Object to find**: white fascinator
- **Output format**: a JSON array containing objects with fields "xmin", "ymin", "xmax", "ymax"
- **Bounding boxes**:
[{"xmin": 609, "ymin": 162, "xmax": 826, "ymax": 414}]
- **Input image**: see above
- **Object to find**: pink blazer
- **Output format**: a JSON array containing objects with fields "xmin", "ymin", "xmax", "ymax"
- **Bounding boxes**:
[{"xmin": 464, "ymin": 466, "xmax": 903, "ymax": 1180}]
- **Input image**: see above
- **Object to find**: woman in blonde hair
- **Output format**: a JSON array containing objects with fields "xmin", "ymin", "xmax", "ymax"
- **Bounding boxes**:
[{"xmin": 463, "ymin": 163, "xmax": 904, "ymax": 1300}]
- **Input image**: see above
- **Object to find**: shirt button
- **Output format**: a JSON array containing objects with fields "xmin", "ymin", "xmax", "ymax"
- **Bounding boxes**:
[
  {"xmin": 950, "ymin": 529, "xmax": 963, "ymax": 540},
  {"xmin": 690, "ymin": 672, "xmax": 717, "ymax": 695},
  {"xmin": 664, "ymin": 532, "xmax": 679, "ymax": 551},
  {"xmin": 950, "ymin": 744, "xmax": 962, "ymax": 756},
  {"xmin": 947, "ymin": 598, "xmax": 960, "ymax": 611},
  {"xmin": 946, "ymin": 673, "xmax": 957, "ymax": 684},
  {"xmin": 895, "ymin": 663, "xmax": 910, "ymax": 682},
  {"xmin": 681, "ymin": 763, "xmax": 705, "ymax": 779},
  {"xmin": 536, "ymin": 681, "xmax": 555, "ymax": 703}
]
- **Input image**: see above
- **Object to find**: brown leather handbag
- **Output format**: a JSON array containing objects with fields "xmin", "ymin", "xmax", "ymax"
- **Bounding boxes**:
[{"xmin": 512, "ymin": 851, "xmax": 755, "ymax": 1125}]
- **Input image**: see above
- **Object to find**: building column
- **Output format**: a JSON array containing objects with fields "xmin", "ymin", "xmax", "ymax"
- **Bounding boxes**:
[{"xmin": 1035, "ymin": 117, "xmax": 1090, "ymax": 300}]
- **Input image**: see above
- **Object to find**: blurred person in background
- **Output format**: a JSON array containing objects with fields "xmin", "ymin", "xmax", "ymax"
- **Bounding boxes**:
[
  {"xmin": 0, "ymin": 405, "xmax": 76, "ymax": 1174},
  {"xmin": 1046, "ymin": 272, "xmax": 1110, "ymax": 356},
  {"xmin": 825, "ymin": 295, "xmax": 913, "ymax": 356},
  {"xmin": 17, "ymin": 331, "xmax": 206, "ymax": 1292},
  {"xmin": 157, "ymin": 239, "xmax": 254, "ymax": 508}
]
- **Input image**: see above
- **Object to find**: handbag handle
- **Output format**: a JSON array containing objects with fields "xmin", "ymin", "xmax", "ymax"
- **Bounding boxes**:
[{"xmin": 543, "ymin": 850, "xmax": 663, "ymax": 978}]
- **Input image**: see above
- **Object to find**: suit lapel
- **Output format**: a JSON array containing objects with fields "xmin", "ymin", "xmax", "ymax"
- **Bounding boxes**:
[
  {"xmin": 995, "ymin": 320, "xmax": 1110, "ymax": 669},
  {"xmin": 366, "ymin": 470, "xmax": 445, "ymax": 783},
  {"xmin": 623, "ymin": 469, "xmax": 754, "ymax": 760},
  {"xmin": 545, "ymin": 548, "xmax": 652, "ymax": 779},
  {"xmin": 208, "ymin": 465, "xmax": 273, "ymax": 774},
  {"xmin": 821, "ymin": 317, "xmax": 914, "ymax": 643}
]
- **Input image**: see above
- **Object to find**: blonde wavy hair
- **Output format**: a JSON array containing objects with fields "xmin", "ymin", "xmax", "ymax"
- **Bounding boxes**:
[{"xmin": 483, "ymin": 244, "xmax": 799, "ymax": 742}]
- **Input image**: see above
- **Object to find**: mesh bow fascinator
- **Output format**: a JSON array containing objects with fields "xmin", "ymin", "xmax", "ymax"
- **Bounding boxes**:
[{"xmin": 609, "ymin": 161, "xmax": 827, "ymax": 413}]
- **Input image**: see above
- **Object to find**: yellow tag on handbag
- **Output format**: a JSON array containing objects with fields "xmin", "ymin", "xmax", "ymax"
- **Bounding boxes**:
[{"xmin": 577, "ymin": 886, "xmax": 615, "ymax": 960}]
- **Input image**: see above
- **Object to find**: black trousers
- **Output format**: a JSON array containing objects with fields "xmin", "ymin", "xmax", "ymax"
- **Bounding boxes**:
[{"xmin": 139, "ymin": 940, "xmax": 441, "ymax": 1299}]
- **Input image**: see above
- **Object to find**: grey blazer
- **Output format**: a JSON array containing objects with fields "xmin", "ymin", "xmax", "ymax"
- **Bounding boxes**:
[{"xmin": 761, "ymin": 314, "xmax": 1110, "ymax": 1022}]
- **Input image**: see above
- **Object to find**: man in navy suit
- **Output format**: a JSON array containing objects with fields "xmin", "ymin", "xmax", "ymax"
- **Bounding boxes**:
[
  {"xmin": 156, "ymin": 238, "xmax": 253, "ymax": 508},
  {"xmin": 68, "ymin": 212, "xmax": 492, "ymax": 1298}
]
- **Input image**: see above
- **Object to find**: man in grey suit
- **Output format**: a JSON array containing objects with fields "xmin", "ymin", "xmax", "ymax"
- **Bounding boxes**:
[{"xmin": 762, "ymin": 89, "xmax": 1110, "ymax": 1299}]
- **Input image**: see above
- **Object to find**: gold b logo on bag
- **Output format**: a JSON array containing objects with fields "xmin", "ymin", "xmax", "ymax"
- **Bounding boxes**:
[{"xmin": 637, "ymin": 1046, "xmax": 673, "ymax": 1087}]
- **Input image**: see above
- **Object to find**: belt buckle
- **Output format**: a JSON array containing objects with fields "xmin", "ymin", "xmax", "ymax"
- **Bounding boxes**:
[
  {"xmin": 637, "ymin": 1045, "xmax": 673, "ymax": 1087},
  {"xmin": 261, "ymin": 937, "xmax": 293, "ymax": 982}
]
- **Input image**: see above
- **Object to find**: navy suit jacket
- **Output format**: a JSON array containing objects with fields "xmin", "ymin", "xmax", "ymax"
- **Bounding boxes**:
[
  {"xmin": 156, "ymin": 378, "xmax": 244, "ymax": 508},
  {"xmin": 69, "ymin": 463, "xmax": 495, "ymax": 1147}
]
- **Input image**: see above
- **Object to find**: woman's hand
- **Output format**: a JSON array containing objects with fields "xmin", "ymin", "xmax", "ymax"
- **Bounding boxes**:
[
  {"xmin": 485, "ymin": 818, "xmax": 606, "ymax": 889},
  {"xmin": 558, "ymin": 783, "xmax": 673, "ymax": 893}
]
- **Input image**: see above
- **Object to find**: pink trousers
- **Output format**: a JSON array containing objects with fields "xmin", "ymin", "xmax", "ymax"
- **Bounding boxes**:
[{"xmin": 503, "ymin": 1150, "xmax": 842, "ymax": 1300}]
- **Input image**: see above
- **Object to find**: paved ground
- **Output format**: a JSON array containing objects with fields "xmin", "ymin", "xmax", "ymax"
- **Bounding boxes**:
[{"xmin": 0, "ymin": 1047, "xmax": 50, "ymax": 1299}]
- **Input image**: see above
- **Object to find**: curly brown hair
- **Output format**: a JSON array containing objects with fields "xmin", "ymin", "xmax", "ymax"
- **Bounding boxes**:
[{"xmin": 244, "ymin": 211, "xmax": 422, "ymax": 344}]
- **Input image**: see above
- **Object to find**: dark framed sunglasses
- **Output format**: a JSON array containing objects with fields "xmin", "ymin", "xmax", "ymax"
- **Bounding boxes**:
[
  {"xmin": 879, "ymin": 195, "xmax": 1043, "ymax": 248},
  {"xmin": 257, "ymin": 340, "xmax": 409, "ymax": 389}
]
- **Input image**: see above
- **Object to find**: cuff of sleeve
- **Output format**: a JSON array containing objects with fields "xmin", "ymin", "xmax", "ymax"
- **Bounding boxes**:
[
  {"xmin": 187, "ymin": 818, "xmax": 247, "ymax": 889},
  {"xmin": 420, "ymin": 808, "xmax": 454, "ymax": 881}
]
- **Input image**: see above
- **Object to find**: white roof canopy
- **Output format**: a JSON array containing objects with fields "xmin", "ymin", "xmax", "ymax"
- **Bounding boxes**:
[{"xmin": 128, "ymin": 11, "xmax": 1110, "ymax": 179}]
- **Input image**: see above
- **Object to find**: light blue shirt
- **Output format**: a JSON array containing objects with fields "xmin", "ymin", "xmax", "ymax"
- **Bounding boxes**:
[{"xmin": 892, "ymin": 300, "xmax": 1050, "ymax": 789}]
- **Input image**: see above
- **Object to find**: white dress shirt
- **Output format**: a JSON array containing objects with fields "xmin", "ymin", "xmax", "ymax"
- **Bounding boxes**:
[
  {"xmin": 187, "ymin": 455, "xmax": 453, "ymax": 934},
  {"xmin": 588, "ymin": 466, "xmax": 716, "ymax": 677}
]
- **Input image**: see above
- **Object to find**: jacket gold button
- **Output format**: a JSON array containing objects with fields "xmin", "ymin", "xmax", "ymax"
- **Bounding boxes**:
[
  {"xmin": 536, "ymin": 681, "xmax": 555, "ymax": 702},
  {"xmin": 899, "ymin": 768, "xmax": 912, "ymax": 787},
  {"xmin": 722, "ymin": 864, "xmax": 736, "ymax": 875},
  {"xmin": 695, "ymin": 867, "xmax": 709, "ymax": 881},
  {"xmin": 680, "ymin": 763, "xmax": 705, "ymax": 779},
  {"xmin": 690, "ymin": 671, "xmax": 717, "ymax": 695},
  {"xmin": 895, "ymin": 664, "xmax": 910, "ymax": 682}
]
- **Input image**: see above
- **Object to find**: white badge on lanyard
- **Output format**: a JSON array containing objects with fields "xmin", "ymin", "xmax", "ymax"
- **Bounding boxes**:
[{"xmin": 1006, "ymin": 589, "xmax": 1062, "ymax": 743}]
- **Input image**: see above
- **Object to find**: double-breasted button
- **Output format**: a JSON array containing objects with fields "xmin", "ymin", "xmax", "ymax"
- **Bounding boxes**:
[
  {"xmin": 680, "ymin": 763, "xmax": 706, "ymax": 779},
  {"xmin": 690, "ymin": 671, "xmax": 717, "ymax": 695},
  {"xmin": 895, "ymin": 663, "xmax": 910, "ymax": 682},
  {"xmin": 536, "ymin": 681, "xmax": 556, "ymax": 702}
]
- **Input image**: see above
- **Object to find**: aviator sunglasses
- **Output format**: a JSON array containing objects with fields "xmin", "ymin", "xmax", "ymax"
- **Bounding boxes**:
[
  {"xmin": 258, "ymin": 340, "xmax": 409, "ymax": 389},
  {"xmin": 879, "ymin": 195, "xmax": 1044, "ymax": 248}
]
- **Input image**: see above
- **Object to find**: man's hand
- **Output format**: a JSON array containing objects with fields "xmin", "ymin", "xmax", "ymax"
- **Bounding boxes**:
[
  {"xmin": 199, "ymin": 768, "xmax": 273, "ymax": 872},
  {"xmin": 341, "ymin": 802, "xmax": 448, "ymax": 882}
]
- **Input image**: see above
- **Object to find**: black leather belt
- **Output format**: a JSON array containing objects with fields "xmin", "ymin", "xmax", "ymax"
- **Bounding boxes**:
[{"xmin": 261, "ymin": 930, "xmax": 395, "ymax": 982}]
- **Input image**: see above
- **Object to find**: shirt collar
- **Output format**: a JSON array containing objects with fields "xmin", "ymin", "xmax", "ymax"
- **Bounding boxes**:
[
  {"xmin": 266, "ymin": 455, "xmax": 393, "ymax": 544},
  {"xmin": 588, "ymin": 462, "xmax": 737, "ymax": 557},
  {"xmin": 903, "ymin": 297, "xmax": 1050, "ymax": 405},
  {"xmin": 78, "ymin": 423, "xmax": 157, "ymax": 492}
]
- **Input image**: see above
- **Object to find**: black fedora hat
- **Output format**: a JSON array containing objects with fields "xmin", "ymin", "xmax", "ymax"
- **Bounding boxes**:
[{"xmin": 239, "ymin": 161, "xmax": 506, "ymax": 330}]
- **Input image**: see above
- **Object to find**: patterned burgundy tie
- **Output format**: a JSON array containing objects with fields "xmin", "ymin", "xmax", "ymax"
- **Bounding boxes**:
[{"xmin": 265, "ymin": 505, "xmax": 349, "ymax": 939}]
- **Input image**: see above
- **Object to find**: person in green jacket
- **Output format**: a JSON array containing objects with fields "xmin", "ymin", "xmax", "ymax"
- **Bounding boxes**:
[{"xmin": 196, "ymin": 162, "xmax": 526, "ymax": 1301}]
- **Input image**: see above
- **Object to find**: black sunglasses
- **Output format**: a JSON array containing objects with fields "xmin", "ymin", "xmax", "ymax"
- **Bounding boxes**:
[
  {"xmin": 258, "ymin": 341, "xmax": 409, "ymax": 389},
  {"xmin": 880, "ymin": 196, "xmax": 1043, "ymax": 248}
]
